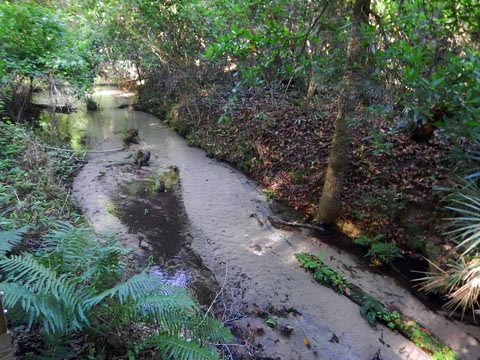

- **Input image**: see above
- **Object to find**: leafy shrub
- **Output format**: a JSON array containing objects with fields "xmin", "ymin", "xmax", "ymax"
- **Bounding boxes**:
[
  {"xmin": 354, "ymin": 234, "xmax": 403, "ymax": 264},
  {"xmin": 0, "ymin": 122, "xmax": 85, "ymax": 229},
  {"xmin": 367, "ymin": 242, "xmax": 403, "ymax": 264},
  {"xmin": 0, "ymin": 1, "xmax": 100, "ymax": 121}
]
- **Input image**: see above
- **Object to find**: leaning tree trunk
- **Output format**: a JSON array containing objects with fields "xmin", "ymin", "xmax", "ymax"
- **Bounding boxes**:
[{"xmin": 317, "ymin": 0, "xmax": 370, "ymax": 224}]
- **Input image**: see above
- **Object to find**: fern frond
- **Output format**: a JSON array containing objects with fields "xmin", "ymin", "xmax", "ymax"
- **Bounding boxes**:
[
  {"xmin": 137, "ymin": 292, "xmax": 196, "ymax": 314},
  {"xmin": 0, "ymin": 255, "xmax": 77, "ymax": 304},
  {"xmin": 88, "ymin": 272, "xmax": 175, "ymax": 306},
  {"xmin": 156, "ymin": 312, "xmax": 233, "ymax": 343},
  {"xmin": 0, "ymin": 254, "xmax": 92, "ymax": 334},
  {"xmin": 148, "ymin": 335, "xmax": 220, "ymax": 360},
  {"xmin": 0, "ymin": 226, "xmax": 28, "ymax": 256},
  {"xmin": 0, "ymin": 282, "xmax": 83, "ymax": 334},
  {"xmin": 42, "ymin": 223, "xmax": 94, "ymax": 266},
  {"xmin": 188, "ymin": 315, "xmax": 233, "ymax": 344}
]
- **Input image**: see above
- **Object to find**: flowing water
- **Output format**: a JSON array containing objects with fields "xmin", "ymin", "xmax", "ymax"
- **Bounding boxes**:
[{"xmin": 42, "ymin": 86, "xmax": 480, "ymax": 359}]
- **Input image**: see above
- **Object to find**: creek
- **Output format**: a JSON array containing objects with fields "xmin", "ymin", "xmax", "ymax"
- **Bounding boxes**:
[{"xmin": 37, "ymin": 86, "xmax": 480, "ymax": 360}]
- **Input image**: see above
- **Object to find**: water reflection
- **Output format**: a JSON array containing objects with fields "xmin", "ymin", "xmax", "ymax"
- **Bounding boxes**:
[{"xmin": 35, "ymin": 85, "xmax": 137, "ymax": 150}]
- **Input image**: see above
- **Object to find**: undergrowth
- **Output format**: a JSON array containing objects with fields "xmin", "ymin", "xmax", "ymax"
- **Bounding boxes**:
[
  {"xmin": 0, "ymin": 121, "xmax": 232, "ymax": 359},
  {"xmin": 354, "ymin": 234, "xmax": 403, "ymax": 265}
]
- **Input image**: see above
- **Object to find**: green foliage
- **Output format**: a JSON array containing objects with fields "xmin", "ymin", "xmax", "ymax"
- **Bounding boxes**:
[
  {"xmin": 367, "ymin": 242, "xmax": 403, "ymax": 264},
  {"xmin": 359, "ymin": 294, "xmax": 401, "ymax": 330},
  {"xmin": 371, "ymin": 0, "xmax": 480, "ymax": 139},
  {"xmin": 264, "ymin": 317, "xmax": 277, "ymax": 328},
  {"xmin": 0, "ymin": 224, "xmax": 232, "ymax": 357},
  {"xmin": 143, "ymin": 335, "xmax": 222, "ymax": 360},
  {"xmin": 0, "ymin": 121, "xmax": 85, "ymax": 230},
  {"xmin": 296, "ymin": 252, "xmax": 348, "ymax": 293},
  {"xmin": 402, "ymin": 320, "xmax": 457, "ymax": 360},
  {"xmin": 204, "ymin": 0, "xmax": 346, "ymax": 91},
  {"xmin": 354, "ymin": 233, "xmax": 402, "ymax": 264},
  {"xmin": 262, "ymin": 188, "xmax": 276, "ymax": 201},
  {"xmin": 0, "ymin": 226, "xmax": 28, "ymax": 256},
  {"xmin": 0, "ymin": 2, "xmax": 99, "ymax": 92}
]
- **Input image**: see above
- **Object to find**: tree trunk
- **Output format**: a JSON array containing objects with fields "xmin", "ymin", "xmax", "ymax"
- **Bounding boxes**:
[{"xmin": 317, "ymin": 0, "xmax": 370, "ymax": 224}]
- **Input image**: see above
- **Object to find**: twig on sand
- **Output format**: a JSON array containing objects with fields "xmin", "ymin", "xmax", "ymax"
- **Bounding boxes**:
[
  {"xmin": 88, "ymin": 147, "xmax": 125, "ymax": 153},
  {"xmin": 203, "ymin": 262, "xmax": 229, "ymax": 320},
  {"xmin": 104, "ymin": 161, "xmax": 132, "ymax": 168},
  {"xmin": 267, "ymin": 216, "xmax": 325, "ymax": 233}
]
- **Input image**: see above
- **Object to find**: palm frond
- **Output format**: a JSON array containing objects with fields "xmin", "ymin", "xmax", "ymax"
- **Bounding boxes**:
[
  {"xmin": 418, "ymin": 257, "xmax": 480, "ymax": 317},
  {"xmin": 444, "ymin": 193, "xmax": 480, "ymax": 255}
]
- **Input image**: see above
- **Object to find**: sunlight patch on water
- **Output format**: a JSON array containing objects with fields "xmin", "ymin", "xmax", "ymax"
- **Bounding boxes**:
[{"xmin": 150, "ymin": 266, "xmax": 191, "ymax": 288}]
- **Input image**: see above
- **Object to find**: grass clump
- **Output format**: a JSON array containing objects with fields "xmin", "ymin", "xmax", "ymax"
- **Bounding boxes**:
[
  {"xmin": 0, "ymin": 121, "xmax": 85, "ymax": 230},
  {"xmin": 148, "ymin": 165, "xmax": 180, "ymax": 193}
]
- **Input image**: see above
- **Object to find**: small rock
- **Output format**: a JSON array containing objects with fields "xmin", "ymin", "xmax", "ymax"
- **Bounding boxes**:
[
  {"xmin": 280, "ymin": 323, "xmax": 294, "ymax": 336},
  {"xmin": 123, "ymin": 128, "xmax": 140, "ymax": 145},
  {"xmin": 134, "ymin": 150, "xmax": 151, "ymax": 166},
  {"xmin": 329, "ymin": 333, "xmax": 339, "ymax": 343}
]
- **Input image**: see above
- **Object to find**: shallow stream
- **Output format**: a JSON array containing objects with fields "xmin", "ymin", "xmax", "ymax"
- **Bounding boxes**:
[{"xmin": 41, "ymin": 86, "xmax": 480, "ymax": 359}]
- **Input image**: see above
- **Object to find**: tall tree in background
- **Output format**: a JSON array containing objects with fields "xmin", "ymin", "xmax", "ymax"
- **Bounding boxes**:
[{"xmin": 317, "ymin": 0, "xmax": 370, "ymax": 224}]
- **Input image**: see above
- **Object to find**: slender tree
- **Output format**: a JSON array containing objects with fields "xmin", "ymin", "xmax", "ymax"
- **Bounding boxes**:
[{"xmin": 317, "ymin": 0, "xmax": 370, "ymax": 224}]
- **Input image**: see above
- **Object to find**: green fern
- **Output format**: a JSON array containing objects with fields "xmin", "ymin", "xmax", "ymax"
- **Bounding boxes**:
[
  {"xmin": 0, "ymin": 226, "xmax": 28, "ymax": 256},
  {"xmin": 0, "ymin": 224, "xmax": 232, "ymax": 358},
  {"xmin": 186, "ymin": 314, "xmax": 234, "ymax": 343},
  {"xmin": 148, "ymin": 335, "xmax": 221, "ymax": 360},
  {"xmin": 0, "ymin": 255, "xmax": 90, "ymax": 334},
  {"xmin": 88, "ymin": 272, "xmax": 175, "ymax": 305}
]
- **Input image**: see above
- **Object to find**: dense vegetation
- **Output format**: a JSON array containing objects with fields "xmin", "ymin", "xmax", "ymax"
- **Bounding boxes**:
[
  {"xmin": 1, "ymin": 0, "xmax": 480, "ymax": 358},
  {"xmin": 0, "ymin": 1, "xmax": 99, "ymax": 121}
]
